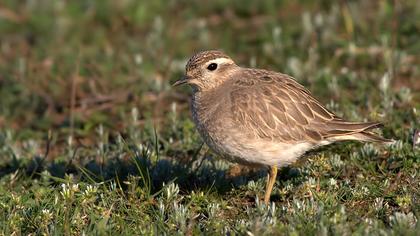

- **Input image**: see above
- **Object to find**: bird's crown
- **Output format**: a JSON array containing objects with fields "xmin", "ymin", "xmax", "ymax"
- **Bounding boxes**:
[{"xmin": 186, "ymin": 50, "xmax": 232, "ymax": 73}]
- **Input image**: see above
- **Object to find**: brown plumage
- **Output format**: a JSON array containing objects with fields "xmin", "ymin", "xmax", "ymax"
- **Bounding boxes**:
[{"xmin": 173, "ymin": 50, "xmax": 392, "ymax": 204}]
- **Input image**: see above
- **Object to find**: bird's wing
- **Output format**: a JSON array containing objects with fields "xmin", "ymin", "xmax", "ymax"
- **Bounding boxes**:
[{"xmin": 229, "ymin": 69, "xmax": 382, "ymax": 143}]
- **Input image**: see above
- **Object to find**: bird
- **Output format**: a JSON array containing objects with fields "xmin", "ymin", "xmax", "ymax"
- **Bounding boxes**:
[{"xmin": 173, "ymin": 50, "xmax": 392, "ymax": 204}]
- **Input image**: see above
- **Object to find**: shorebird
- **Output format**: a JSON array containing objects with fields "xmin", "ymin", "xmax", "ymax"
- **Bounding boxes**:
[{"xmin": 173, "ymin": 50, "xmax": 391, "ymax": 204}]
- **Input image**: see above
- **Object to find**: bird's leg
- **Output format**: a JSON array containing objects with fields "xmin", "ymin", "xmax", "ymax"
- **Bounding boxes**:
[{"xmin": 264, "ymin": 165, "xmax": 278, "ymax": 204}]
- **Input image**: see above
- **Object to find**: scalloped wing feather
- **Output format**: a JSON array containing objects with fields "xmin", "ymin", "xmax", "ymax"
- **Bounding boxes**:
[{"xmin": 229, "ymin": 70, "xmax": 385, "ymax": 143}]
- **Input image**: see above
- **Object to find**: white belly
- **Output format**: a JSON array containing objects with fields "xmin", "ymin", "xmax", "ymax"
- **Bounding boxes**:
[{"xmin": 219, "ymin": 138, "xmax": 317, "ymax": 167}]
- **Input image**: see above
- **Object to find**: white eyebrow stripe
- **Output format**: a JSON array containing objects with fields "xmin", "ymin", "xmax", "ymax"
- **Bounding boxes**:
[{"xmin": 207, "ymin": 58, "xmax": 233, "ymax": 65}]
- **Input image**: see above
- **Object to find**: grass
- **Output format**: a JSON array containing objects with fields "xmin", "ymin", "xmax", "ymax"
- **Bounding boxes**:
[{"xmin": 0, "ymin": 0, "xmax": 419, "ymax": 235}]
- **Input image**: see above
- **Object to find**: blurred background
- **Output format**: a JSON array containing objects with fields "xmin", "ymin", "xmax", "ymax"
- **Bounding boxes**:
[
  {"xmin": 0, "ymin": 1, "xmax": 419, "ymax": 234},
  {"xmin": 0, "ymin": 0, "xmax": 418, "ymax": 139}
]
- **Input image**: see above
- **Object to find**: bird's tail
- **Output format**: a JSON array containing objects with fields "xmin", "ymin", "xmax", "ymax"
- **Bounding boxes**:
[
  {"xmin": 325, "ymin": 120, "xmax": 394, "ymax": 143},
  {"xmin": 351, "ymin": 131, "xmax": 395, "ymax": 143}
]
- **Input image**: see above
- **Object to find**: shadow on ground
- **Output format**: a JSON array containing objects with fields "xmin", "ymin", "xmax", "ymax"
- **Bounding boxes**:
[{"xmin": 0, "ymin": 145, "xmax": 308, "ymax": 197}]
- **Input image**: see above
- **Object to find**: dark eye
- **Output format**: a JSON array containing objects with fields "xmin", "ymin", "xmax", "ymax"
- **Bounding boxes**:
[{"xmin": 207, "ymin": 63, "xmax": 217, "ymax": 71}]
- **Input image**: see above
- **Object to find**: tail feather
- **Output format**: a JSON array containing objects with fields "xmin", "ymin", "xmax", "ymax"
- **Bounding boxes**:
[
  {"xmin": 352, "ymin": 131, "xmax": 394, "ymax": 143},
  {"xmin": 324, "ymin": 120, "xmax": 393, "ymax": 143},
  {"xmin": 327, "ymin": 120, "xmax": 383, "ymax": 132}
]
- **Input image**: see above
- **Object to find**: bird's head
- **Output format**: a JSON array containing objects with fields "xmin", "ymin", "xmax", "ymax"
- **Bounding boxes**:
[{"xmin": 173, "ymin": 50, "xmax": 238, "ymax": 91}]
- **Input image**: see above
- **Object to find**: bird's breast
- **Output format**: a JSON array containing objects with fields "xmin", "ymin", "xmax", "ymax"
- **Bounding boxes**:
[{"xmin": 191, "ymin": 92, "xmax": 234, "ymax": 154}]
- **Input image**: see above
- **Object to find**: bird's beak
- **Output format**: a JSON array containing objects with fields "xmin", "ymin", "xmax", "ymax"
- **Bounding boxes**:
[{"xmin": 172, "ymin": 75, "xmax": 190, "ymax": 87}]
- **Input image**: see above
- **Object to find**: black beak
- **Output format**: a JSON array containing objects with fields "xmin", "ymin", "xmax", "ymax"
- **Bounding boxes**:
[{"xmin": 172, "ymin": 76, "xmax": 189, "ymax": 87}]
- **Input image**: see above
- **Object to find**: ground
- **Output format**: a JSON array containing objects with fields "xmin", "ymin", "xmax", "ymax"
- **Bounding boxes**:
[{"xmin": 0, "ymin": 0, "xmax": 419, "ymax": 235}]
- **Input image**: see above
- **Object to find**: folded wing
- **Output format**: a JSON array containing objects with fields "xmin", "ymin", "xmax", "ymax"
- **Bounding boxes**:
[{"xmin": 229, "ymin": 71, "xmax": 388, "ymax": 143}]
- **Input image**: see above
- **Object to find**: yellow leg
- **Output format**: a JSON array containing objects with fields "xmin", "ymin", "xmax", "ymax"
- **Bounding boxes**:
[{"xmin": 264, "ymin": 166, "xmax": 278, "ymax": 204}]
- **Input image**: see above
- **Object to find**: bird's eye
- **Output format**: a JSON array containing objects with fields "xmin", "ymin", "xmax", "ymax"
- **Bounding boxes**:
[{"xmin": 207, "ymin": 63, "xmax": 218, "ymax": 71}]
